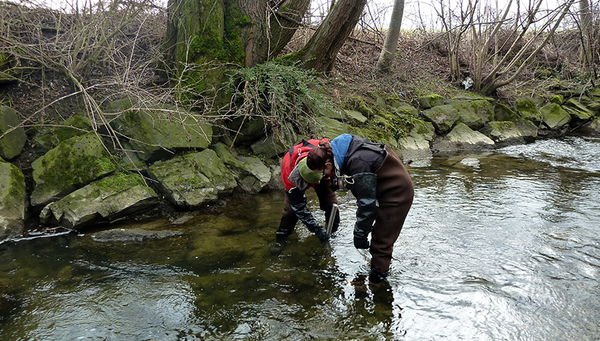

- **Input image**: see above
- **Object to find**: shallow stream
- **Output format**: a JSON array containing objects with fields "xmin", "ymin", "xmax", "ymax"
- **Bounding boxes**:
[{"xmin": 1, "ymin": 136, "xmax": 599, "ymax": 340}]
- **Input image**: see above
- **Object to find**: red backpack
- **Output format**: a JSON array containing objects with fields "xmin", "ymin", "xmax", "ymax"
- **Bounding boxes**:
[{"xmin": 281, "ymin": 139, "xmax": 324, "ymax": 191}]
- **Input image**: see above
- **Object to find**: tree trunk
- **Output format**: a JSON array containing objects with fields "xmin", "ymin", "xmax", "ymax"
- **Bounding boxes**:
[
  {"xmin": 164, "ymin": 0, "xmax": 309, "ymax": 69},
  {"xmin": 579, "ymin": 0, "xmax": 593, "ymax": 67},
  {"xmin": 375, "ymin": 0, "xmax": 405, "ymax": 73},
  {"xmin": 299, "ymin": 0, "xmax": 368, "ymax": 72}
]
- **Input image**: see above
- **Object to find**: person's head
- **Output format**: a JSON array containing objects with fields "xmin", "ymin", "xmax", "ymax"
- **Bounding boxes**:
[{"xmin": 307, "ymin": 139, "xmax": 334, "ymax": 175}]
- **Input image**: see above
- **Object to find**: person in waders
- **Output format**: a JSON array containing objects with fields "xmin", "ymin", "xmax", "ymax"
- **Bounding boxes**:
[
  {"xmin": 276, "ymin": 138, "xmax": 340, "ymax": 242},
  {"xmin": 306, "ymin": 134, "xmax": 414, "ymax": 283}
]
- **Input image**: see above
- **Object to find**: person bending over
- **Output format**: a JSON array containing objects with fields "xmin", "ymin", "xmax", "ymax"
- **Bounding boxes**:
[
  {"xmin": 306, "ymin": 134, "xmax": 414, "ymax": 283},
  {"xmin": 276, "ymin": 138, "xmax": 340, "ymax": 242}
]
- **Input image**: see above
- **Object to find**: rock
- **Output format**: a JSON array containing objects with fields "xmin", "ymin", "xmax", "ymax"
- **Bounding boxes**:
[
  {"xmin": 417, "ymin": 94, "xmax": 444, "ymax": 109},
  {"xmin": 431, "ymin": 123, "xmax": 495, "ymax": 153},
  {"xmin": 391, "ymin": 104, "xmax": 419, "ymax": 117},
  {"xmin": 31, "ymin": 133, "xmax": 117, "ymax": 208},
  {"xmin": 422, "ymin": 104, "xmax": 461, "ymax": 135},
  {"xmin": 482, "ymin": 120, "xmax": 538, "ymax": 145},
  {"xmin": 576, "ymin": 118, "xmax": 600, "ymax": 136},
  {"xmin": 227, "ymin": 115, "xmax": 266, "ymax": 145},
  {"xmin": 397, "ymin": 135, "xmax": 432, "ymax": 164},
  {"xmin": 0, "ymin": 158, "xmax": 27, "ymax": 240},
  {"xmin": 455, "ymin": 99, "xmax": 495, "ymax": 130},
  {"xmin": 108, "ymin": 99, "xmax": 213, "ymax": 161},
  {"xmin": 265, "ymin": 164, "xmax": 284, "ymax": 191},
  {"xmin": 343, "ymin": 110, "xmax": 368, "ymax": 125},
  {"xmin": 540, "ymin": 103, "xmax": 571, "ymax": 130},
  {"xmin": 148, "ymin": 149, "xmax": 237, "ymax": 208},
  {"xmin": 317, "ymin": 116, "xmax": 358, "ymax": 139},
  {"xmin": 91, "ymin": 228, "xmax": 182, "ymax": 243},
  {"xmin": 514, "ymin": 97, "xmax": 542, "ymax": 123},
  {"xmin": 250, "ymin": 124, "xmax": 297, "ymax": 158},
  {"xmin": 563, "ymin": 98, "xmax": 594, "ymax": 121},
  {"xmin": 0, "ymin": 106, "xmax": 27, "ymax": 160},
  {"xmin": 39, "ymin": 172, "xmax": 158, "ymax": 229},
  {"xmin": 494, "ymin": 103, "xmax": 520, "ymax": 122},
  {"xmin": 212, "ymin": 143, "xmax": 271, "ymax": 193},
  {"xmin": 32, "ymin": 115, "xmax": 91, "ymax": 151},
  {"xmin": 422, "ymin": 100, "xmax": 495, "ymax": 134},
  {"xmin": 409, "ymin": 119, "xmax": 436, "ymax": 141}
]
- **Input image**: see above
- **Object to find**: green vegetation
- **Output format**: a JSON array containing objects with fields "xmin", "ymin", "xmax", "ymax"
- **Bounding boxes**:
[{"xmin": 227, "ymin": 61, "xmax": 330, "ymax": 138}]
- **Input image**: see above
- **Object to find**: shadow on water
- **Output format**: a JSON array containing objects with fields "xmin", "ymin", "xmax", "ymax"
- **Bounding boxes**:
[{"xmin": 1, "ymin": 136, "xmax": 599, "ymax": 340}]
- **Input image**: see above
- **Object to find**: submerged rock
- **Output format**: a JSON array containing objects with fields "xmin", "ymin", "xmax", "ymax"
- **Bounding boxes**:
[
  {"xmin": 39, "ymin": 172, "xmax": 158, "ymax": 229},
  {"xmin": 91, "ymin": 228, "xmax": 182, "ymax": 243},
  {"xmin": 0, "ymin": 158, "xmax": 27, "ymax": 240}
]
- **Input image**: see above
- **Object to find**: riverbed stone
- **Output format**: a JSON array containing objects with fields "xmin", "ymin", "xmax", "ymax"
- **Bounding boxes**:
[
  {"xmin": 108, "ymin": 99, "xmax": 213, "ymax": 161},
  {"xmin": 431, "ymin": 123, "xmax": 495, "ymax": 153},
  {"xmin": 39, "ymin": 172, "xmax": 158, "ymax": 229},
  {"xmin": 91, "ymin": 228, "xmax": 182, "ymax": 243},
  {"xmin": 148, "ymin": 149, "xmax": 237, "ymax": 208},
  {"xmin": 422, "ymin": 100, "xmax": 495, "ymax": 134},
  {"xmin": 212, "ymin": 143, "xmax": 271, "ymax": 193},
  {"xmin": 514, "ymin": 97, "xmax": 542, "ymax": 123},
  {"xmin": 482, "ymin": 120, "xmax": 538, "ymax": 145},
  {"xmin": 0, "ymin": 158, "xmax": 27, "ymax": 240},
  {"xmin": 540, "ymin": 103, "xmax": 571, "ymax": 130},
  {"xmin": 0, "ymin": 106, "xmax": 27, "ymax": 160},
  {"xmin": 31, "ymin": 133, "xmax": 117, "ymax": 208}
]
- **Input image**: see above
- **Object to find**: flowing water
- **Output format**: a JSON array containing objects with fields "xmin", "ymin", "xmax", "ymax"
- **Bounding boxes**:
[{"xmin": 1, "ymin": 136, "xmax": 599, "ymax": 340}]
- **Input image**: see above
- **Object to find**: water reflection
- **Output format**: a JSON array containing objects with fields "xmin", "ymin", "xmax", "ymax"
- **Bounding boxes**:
[{"xmin": 0, "ymin": 137, "xmax": 599, "ymax": 339}]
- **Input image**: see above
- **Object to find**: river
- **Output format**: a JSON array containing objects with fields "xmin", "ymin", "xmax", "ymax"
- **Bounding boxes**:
[{"xmin": 1, "ymin": 136, "xmax": 599, "ymax": 340}]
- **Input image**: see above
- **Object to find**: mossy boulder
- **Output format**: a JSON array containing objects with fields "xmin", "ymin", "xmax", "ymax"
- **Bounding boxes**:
[
  {"xmin": 577, "ymin": 117, "xmax": 600, "ymax": 136},
  {"xmin": 550, "ymin": 94, "xmax": 565, "ymax": 105},
  {"xmin": 494, "ymin": 103, "xmax": 520, "ymax": 122},
  {"xmin": 422, "ymin": 100, "xmax": 494, "ymax": 134},
  {"xmin": 343, "ymin": 109, "xmax": 368, "ymax": 125},
  {"xmin": 417, "ymin": 94, "xmax": 444, "ymax": 109},
  {"xmin": 32, "ymin": 115, "xmax": 92, "ymax": 151},
  {"xmin": 431, "ymin": 123, "xmax": 495, "ymax": 154},
  {"xmin": 31, "ymin": 134, "xmax": 117, "ymax": 208},
  {"xmin": 0, "ymin": 106, "xmax": 27, "ymax": 160},
  {"xmin": 316, "ymin": 117, "xmax": 359, "ymax": 140},
  {"xmin": 482, "ymin": 120, "xmax": 538, "ymax": 145},
  {"xmin": 563, "ymin": 98, "xmax": 595, "ymax": 121},
  {"xmin": 409, "ymin": 119, "xmax": 436, "ymax": 141},
  {"xmin": 39, "ymin": 172, "xmax": 158, "ymax": 229},
  {"xmin": 212, "ymin": 143, "xmax": 271, "ymax": 193},
  {"xmin": 108, "ymin": 99, "xmax": 213, "ymax": 161},
  {"xmin": 540, "ymin": 103, "xmax": 571, "ymax": 130},
  {"xmin": 0, "ymin": 158, "xmax": 27, "ymax": 240},
  {"xmin": 421, "ymin": 104, "xmax": 461, "ymax": 135},
  {"xmin": 148, "ymin": 149, "xmax": 237, "ymax": 208},
  {"xmin": 514, "ymin": 97, "xmax": 542, "ymax": 123},
  {"xmin": 392, "ymin": 104, "xmax": 419, "ymax": 117}
]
